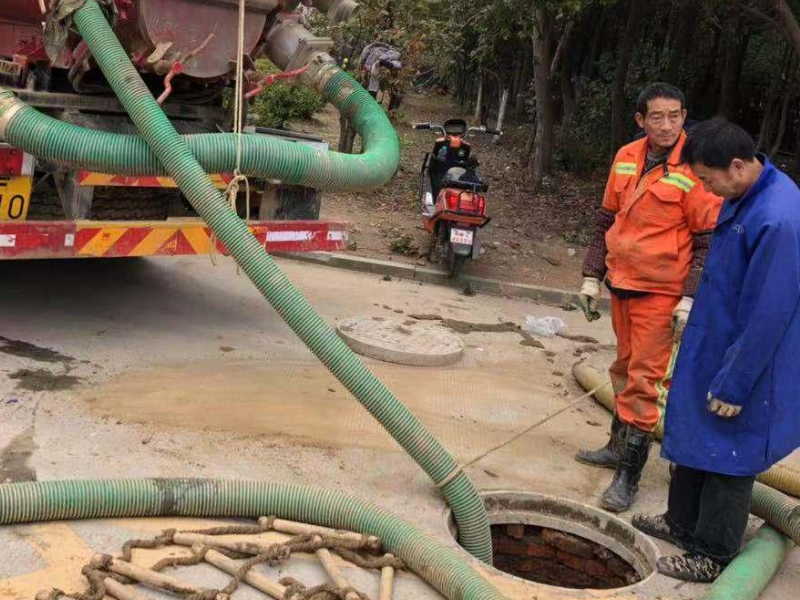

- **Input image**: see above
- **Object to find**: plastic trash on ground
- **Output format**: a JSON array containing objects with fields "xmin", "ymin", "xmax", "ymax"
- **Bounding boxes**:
[{"xmin": 523, "ymin": 315, "xmax": 567, "ymax": 337}]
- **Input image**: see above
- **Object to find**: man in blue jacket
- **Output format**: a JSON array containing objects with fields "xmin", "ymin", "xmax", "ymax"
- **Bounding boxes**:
[{"xmin": 632, "ymin": 118, "xmax": 800, "ymax": 582}]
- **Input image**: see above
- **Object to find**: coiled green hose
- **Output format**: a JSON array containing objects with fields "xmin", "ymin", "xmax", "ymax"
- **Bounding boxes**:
[
  {"xmin": 52, "ymin": 0, "xmax": 491, "ymax": 563},
  {"xmin": 0, "ymin": 479, "xmax": 505, "ymax": 600},
  {"xmin": 0, "ymin": 57, "xmax": 397, "ymax": 193}
]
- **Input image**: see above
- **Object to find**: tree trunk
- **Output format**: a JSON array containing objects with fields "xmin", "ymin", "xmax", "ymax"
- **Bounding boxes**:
[
  {"xmin": 530, "ymin": 6, "xmax": 555, "ymax": 189},
  {"xmin": 757, "ymin": 44, "xmax": 792, "ymax": 151},
  {"xmin": 666, "ymin": 0, "xmax": 700, "ymax": 86},
  {"xmin": 611, "ymin": 0, "xmax": 645, "ymax": 151},
  {"xmin": 524, "ymin": 121, "xmax": 537, "ymax": 169},
  {"xmin": 757, "ymin": 99, "xmax": 779, "ymax": 152},
  {"xmin": 338, "ymin": 113, "xmax": 356, "ymax": 153},
  {"xmin": 513, "ymin": 43, "xmax": 531, "ymax": 115},
  {"xmin": 494, "ymin": 87, "xmax": 509, "ymax": 143},
  {"xmin": 474, "ymin": 72, "xmax": 484, "ymax": 122},
  {"xmin": 770, "ymin": 88, "xmax": 794, "ymax": 157},
  {"xmin": 774, "ymin": 0, "xmax": 800, "ymax": 57},
  {"xmin": 692, "ymin": 25, "xmax": 721, "ymax": 106},
  {"xmin": 561, "ymin": 59, "xmax": 577, "ymax": 127},
  {"xmin": 769, "ymin": 51, "xmax": 798, "ymax": 155},
  {"xmin": 717, "ymin": 11, "xmax": 749, "ymax": 119},
  {"xmin": 795, "ymin": 118, "xmax": 800, "ymax": 174},
  {"xmin": 583, "ymin": 6, "xmax": 608, "ymax": 78}
]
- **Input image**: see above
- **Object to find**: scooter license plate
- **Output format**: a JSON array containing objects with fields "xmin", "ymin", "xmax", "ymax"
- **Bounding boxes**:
[{"xmin": 450, "ymin": 228, "xmax": 474, "ymax": 245}]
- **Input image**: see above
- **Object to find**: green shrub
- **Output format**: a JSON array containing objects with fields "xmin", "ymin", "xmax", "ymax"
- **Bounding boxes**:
[{"xmin": 250, "ymin": 60, "xmax": 326, "ymax": 128}]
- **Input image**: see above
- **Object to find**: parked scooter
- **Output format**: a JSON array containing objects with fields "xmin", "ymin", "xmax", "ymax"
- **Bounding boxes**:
[{"xmin": 413, "ymin": 119, "xmax": 498, "ymax": 278}]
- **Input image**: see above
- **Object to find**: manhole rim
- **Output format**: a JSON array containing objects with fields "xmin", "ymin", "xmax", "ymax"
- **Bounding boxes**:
[
  {"xmin": 336, "ymin": 316, "xmax": 464, "ymax": 367},
  {"xmin": 443, "ymin": 489, "xmax": 661, "ymax": 594}
]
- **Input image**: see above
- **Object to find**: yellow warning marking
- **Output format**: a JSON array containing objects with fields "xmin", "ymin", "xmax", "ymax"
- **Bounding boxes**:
[
  {"xmin": 130, "ymin": 227, "xmax": 177, "ymax": 256},
  {"xmin": 182, "ymin": 226, "xmax": 212, "ymax": 254},
  {"xmin": 79, "ymin": 227, "xmax": 126, "ymax": 256},
  {"xmin": 77, "ymin": 173, "xmax": 231, "ymax": 189},
  {"xmin": 77, "ymin": 172, "xmax": 110, "ymax": 186}
]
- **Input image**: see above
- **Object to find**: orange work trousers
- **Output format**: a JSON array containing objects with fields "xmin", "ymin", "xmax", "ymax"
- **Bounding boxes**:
[{"xmin": 609, "ymin": 293, "xmax": 680, "ymax": 433}]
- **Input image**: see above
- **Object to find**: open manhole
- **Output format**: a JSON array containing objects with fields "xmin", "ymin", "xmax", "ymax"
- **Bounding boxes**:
[{"xmin": 447, "ymin": 491, "xmax": 657, "ymax": 591}]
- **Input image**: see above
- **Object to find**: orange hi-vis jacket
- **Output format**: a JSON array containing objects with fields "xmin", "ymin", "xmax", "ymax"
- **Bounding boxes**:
[{"xmin": 602, "ymin": 132, "xmax": 722, "ymax": 296}]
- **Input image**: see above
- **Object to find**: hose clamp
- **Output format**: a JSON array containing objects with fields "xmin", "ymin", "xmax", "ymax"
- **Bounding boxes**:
[{"xmin": 0, "ymin": 94, "xmax": 24, "ymax": 142}]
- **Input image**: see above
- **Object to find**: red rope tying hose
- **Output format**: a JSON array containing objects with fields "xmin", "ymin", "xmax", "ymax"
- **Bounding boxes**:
[{"xmin": 245, "ymin": 65, "xmax": 310, "ymax": 99}]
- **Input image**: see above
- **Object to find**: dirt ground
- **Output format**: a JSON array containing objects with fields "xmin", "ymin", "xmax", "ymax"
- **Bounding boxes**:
[{"xmin": 287, "ymin": 93, "xmax": 603, "ymax": 290}]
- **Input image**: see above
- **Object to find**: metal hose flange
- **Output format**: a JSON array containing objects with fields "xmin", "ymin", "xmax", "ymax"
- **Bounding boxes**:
[
  {"xmin": 61, "ymin": 0, "xmax": 490, "ymax": 562},
  {"xmin": 0, "ymin": 479, "xmax": 507, "ymax": 600}
]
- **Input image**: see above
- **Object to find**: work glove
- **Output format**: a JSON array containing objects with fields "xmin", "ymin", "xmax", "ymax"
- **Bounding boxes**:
[
  {"xmin": 707, "ymin": 393, "xmax": 742, "ymax": 418},
  {"xmin": 578, "ymin": 277, "xmax": 601, "ymax": 322},
  {"xmin": 672, "ymin": 296, "xmax": 694, "ymax": 343}
]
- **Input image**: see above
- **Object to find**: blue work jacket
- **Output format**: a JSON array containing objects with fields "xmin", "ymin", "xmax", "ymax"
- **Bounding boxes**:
[{"xmin": 662, "ymin": 158, "xmax": 800, "ymax": 476}]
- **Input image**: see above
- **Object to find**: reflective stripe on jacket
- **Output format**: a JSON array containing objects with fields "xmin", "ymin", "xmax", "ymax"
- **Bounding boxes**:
[{"xmin": 602, "ymin": 132, "xmax": 722, "ymax": 295}]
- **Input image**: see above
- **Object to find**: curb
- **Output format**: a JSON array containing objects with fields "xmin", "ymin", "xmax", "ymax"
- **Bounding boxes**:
[{"xmin": 274, "ymin": 252, "xmax": 612, "ymax": 311}]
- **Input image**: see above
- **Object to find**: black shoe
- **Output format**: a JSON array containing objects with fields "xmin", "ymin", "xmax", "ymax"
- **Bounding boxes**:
[
  {"xmin": 600, "ymin": 425, "xmax": 652, "ymax": 513},
  {"xmin": 656, "ymin": 553, "xmax": 723, "ymax": 583},
  {"xmin": 632, "ymin": 513, "xmax": 688, "ymax": 550},
  {"xmin": 575, "ymin": 414, "xmax": 625, "ymax": 469}
]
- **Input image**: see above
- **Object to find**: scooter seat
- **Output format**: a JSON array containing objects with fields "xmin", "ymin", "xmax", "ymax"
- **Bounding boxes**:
[{"xmin": 442, "ymin": 167, "xmax": 488, "ymax": 192}]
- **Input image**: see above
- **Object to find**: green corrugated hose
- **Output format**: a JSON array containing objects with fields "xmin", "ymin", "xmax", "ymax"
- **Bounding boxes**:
[
  {"xmin": 43, "ymin": 0, "xmax": 490, "ymax": 563},
  {"xmin": 751, "ymin": 483, "xmax": 800, "ymax": 545},
  {"xmin": 0, "ymin": 479, "xmax": 505, "ymax": 600},
  {"xmin": 701, "ymin": 525, "xmax": 793, "ymax": 600},
  {"xmin": 0, "ymin": 62, "xmax": 397, "ymax": 193}
]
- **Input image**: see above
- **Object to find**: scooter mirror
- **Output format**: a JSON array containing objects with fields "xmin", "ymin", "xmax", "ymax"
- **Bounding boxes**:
[{"xmin": 413, "ymin": 123, "xmax": 431, "ymax": 130}]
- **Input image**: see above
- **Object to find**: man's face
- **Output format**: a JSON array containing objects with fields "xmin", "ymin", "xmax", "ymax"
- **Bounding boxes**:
[
  {"xmin": 635, "ymin": 97, "xmax": 687, "ymax": 153},
  {"xmin": 691, "ymin": 161, "xmax": 748, "ymax": 199}
]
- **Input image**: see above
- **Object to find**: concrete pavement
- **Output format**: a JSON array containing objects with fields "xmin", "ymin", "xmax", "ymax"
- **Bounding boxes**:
[{"xmin": 0, "ymin": 255, "xmax": 796, "ymax": 600}]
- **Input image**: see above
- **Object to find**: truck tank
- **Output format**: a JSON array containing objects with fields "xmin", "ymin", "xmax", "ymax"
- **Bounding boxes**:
[{"xmin": 0, "ymin": 0, "xmax": 359, "ymax": 227}]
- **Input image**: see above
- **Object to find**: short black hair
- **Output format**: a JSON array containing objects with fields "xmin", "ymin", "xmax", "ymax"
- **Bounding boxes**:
[
  {"xmin": 681, "ymin": 118, "xmax": 756, "ymax": 168},
  {"xmin": 636, "ymin": 82, "xmax": 686, "ymax": 116}
]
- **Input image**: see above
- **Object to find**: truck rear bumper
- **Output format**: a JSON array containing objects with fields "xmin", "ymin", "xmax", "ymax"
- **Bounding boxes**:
[{"xmin": 0, "ymin": 219, "xmax": 348, "ymax": 260}]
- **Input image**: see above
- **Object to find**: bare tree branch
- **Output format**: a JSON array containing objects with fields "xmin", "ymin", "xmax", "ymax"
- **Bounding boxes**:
[
  {"xmin": 550, "ymin": 20, "xmax": 574, "ymax": 76},
  {"xmin": 773, "ymin": 0, "xmax": 800, "ymax": 57},
  {"xmin": 738, "ymin": 1, "xmax": 781, "ymax": 29}
]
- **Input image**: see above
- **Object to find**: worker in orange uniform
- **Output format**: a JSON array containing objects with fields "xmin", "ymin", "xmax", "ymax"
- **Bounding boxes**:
[{"xmin": 575, "ymin": 83, "xmax": 723, "ymax": 513}]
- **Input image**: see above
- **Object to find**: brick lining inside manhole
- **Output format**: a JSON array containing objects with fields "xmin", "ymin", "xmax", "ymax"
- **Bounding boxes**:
[{"xmin": 491, "ymin": 523, "xmax": 641, "ymax": 589}]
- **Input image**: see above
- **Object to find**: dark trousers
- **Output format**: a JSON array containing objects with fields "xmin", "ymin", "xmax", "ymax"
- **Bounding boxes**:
[{"xmin": 666, "ymin": 465, "xmax": 755, "ymax": 564}]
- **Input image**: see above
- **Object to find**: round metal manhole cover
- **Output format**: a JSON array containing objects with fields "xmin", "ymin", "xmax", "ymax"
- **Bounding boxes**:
[{"xmin": 337, "ymin": 317, "xmax": 464, "ymax": 366}]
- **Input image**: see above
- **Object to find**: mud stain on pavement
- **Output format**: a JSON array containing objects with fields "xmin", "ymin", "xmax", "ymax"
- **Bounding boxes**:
[
  {"xmin": 0, "ymin": 427, "xmax": 37, "ymax": 482},
  {"xmin": 407, "ymin": 315, "xmax": 546, "ymax": 349},
  {"xmin": 0, "ymin": 337, "xmax": 75, "ymax": 364},
  {"xmin": 8, "ymin": 369, "xmax": 82, "ymax": 392},
  {"xmin": 79, "ymin": 360, "xmax": 553, "ymax": 454}
]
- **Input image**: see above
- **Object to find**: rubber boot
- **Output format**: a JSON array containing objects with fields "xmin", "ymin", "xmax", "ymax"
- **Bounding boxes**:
[
  {"xmin": 600, "ymin": 425, "xmax": 652, "ymax": 513},
  {"xmin": 575, "ymin": 414, "xmax": 625, "ymax": 469}
]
